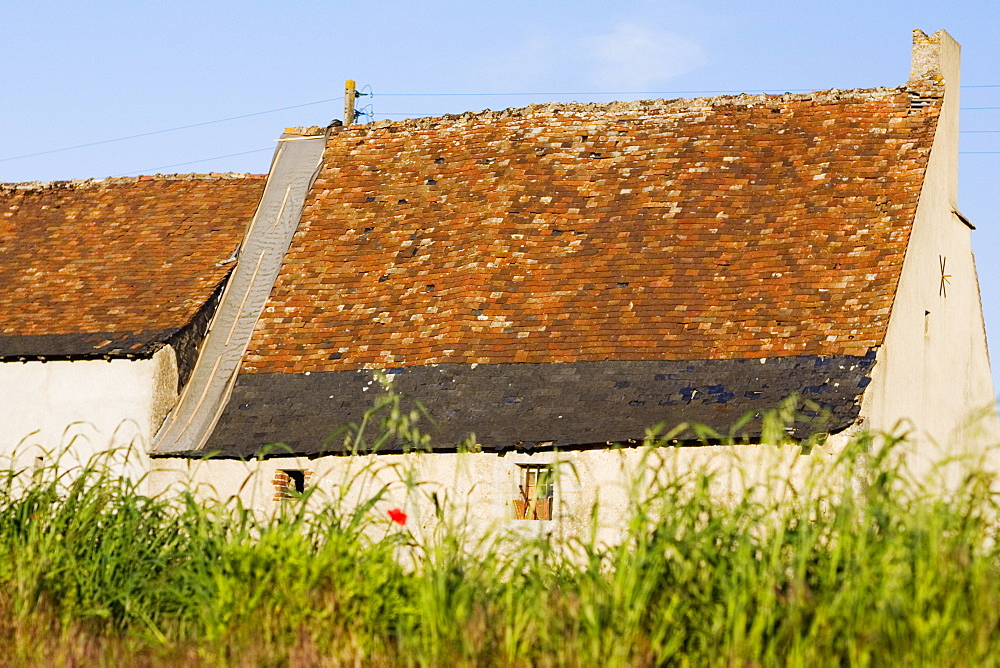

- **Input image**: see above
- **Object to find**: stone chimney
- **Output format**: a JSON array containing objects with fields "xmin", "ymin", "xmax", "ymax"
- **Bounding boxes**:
[
  {"xmin": 908, "ymin": 30, "xmax": 961, "ymax": 206},
  {"xmin": 908, "ymin": 29, "xmax": 960, "ymax": 91}
]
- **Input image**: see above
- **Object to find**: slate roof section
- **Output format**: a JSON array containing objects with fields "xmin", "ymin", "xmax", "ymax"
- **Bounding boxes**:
[
  {"xmin": 203, "ymin": 352, "xmax": 878, "ymax": 458},
  {"xmin": 243, "ymin": 87, "xmax": 941, "ymax": 375},
  {"xmin": 0, "ymin": 174, "xmax": 265, "ymax": 358}
]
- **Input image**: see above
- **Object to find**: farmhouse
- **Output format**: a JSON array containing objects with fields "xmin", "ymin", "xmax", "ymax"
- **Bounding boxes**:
[
  {"xmin": 1, "ymin": 30, "xmax": 995, "ymax": 531},
  {"xmin": 0, "ymin": 175, "xmax": 264, "ymax": 478}
]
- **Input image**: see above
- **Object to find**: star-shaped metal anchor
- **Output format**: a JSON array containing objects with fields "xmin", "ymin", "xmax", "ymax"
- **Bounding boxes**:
[{"xmin": 939, "ymin": 255, "xmax": 952, "ymax": 298}]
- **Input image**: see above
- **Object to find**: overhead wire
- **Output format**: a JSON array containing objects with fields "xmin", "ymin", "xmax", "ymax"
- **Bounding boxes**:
[
  {"xmin": 0, "ymin": 97, "xmax": 338, "ymax": 163},
  {"xmin": 115, "ymin": 147, "xmax": 274, "ymax": 177},
  {"xmin": 374, "ymin": 89, "xmax": 814, "ymax": 96},
  {"xmin": 3, "ymin": 85, "xmax": 1000, "ymax": 170},
  {"xmin": 374, "ymin": 84, "xmax": 1000, "ymax": 96}
]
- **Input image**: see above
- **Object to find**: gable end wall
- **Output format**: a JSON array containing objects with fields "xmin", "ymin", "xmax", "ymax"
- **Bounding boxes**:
[{"xmin": 860, "ymin": 32, "xmax": 999, "ymax": 473}]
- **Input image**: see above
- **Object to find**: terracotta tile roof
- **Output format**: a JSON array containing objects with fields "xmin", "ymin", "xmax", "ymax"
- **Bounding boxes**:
[
  {"xmin": 243, "ymin": 87, "xmax": 941, "ymax": 374},
  {"xmin": 0, "ymin": 174, "xmax": 265, "ymax": 357}
]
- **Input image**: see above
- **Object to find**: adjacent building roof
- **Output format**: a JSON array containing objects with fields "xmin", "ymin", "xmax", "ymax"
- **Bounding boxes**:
[
  {"xmin": 0, "ymin": 174, "xmax": 265, "ymax": 360},
  {"xmin": 202, "ymin": 84, "xmax": 943, "ymax": 456}
]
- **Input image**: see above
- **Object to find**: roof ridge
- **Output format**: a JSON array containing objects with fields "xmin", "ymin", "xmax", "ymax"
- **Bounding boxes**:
[
  {"xmin": 347, "ymin": 84, "xmax": 939, "ymax": 133},
  {"xmin": 0, "ymin": 172, "xmax": 267, "ymax": 192}
]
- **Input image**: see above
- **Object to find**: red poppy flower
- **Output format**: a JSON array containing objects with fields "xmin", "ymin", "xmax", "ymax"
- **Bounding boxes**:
[{"xmin": 387, "ymin": 508, "xmax": 407, "ymax": 525}]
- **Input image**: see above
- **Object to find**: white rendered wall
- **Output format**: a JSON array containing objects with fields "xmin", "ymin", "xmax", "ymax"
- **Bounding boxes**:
[
  {"xmin": 150, "ymin": 434, "xmax": 854, "ymax": 544},
  {"xmin": 860, "ymin": 32, "xmax": 1000, "ymax": 481},
  {"xmin": 0, "ymin": 346, "xmax": 178, "ymax": 486}
]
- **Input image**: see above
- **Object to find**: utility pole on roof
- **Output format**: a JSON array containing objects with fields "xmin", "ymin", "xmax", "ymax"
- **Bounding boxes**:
[{"xmin": 344, "ymin": 80, "xmax": 357, "ymax": 126}]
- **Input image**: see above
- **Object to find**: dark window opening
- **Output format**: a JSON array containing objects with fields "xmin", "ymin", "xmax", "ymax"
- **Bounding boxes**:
[{"xmin": 273, "ymin": 469, "xmax": 308, "ymax": 500}]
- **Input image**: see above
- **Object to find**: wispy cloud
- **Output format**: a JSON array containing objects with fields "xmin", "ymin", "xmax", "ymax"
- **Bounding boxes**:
[
  {"xmin": 480, "ymin": 20, "xmax": 708, "ymax": 93},
  {"xmin": 586, "ymin": 23, "xmax": 707, "ymax": 89}
]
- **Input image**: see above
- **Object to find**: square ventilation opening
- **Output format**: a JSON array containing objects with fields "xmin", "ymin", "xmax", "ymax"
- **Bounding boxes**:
[{"xmin": 273, "ymin": 469, "xmax": 308, "ymax": 500}]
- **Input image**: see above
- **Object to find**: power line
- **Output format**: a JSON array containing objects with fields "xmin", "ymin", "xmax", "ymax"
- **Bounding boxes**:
[
  {"xmin": 384, "ymin": 103, "xmax": 999, "ymax": 114},
  {"xmin": 376, "ymin": 84, "xmax": 1000, "ymax": 96},
  {"xmin": 0, "ymin": 98, "xmax": 338, "ymax": 163},
  {"xmin": 376, "ymin": 112, "xmax": 440, "ymax": 116},
  {"xmin": 376, "ymin": 89, "xmax": 816, "ymax": 97},
  {"xmin": 6, "ymin": 87, "xmax": 1000, "ymax": 167},
  {"xmin": 115, "ymin": 147, "xmax": 273, "ymax": 177},
  {"xmin": 960, "ymin": 151, "xmax": 1000, "ymax": 154}
]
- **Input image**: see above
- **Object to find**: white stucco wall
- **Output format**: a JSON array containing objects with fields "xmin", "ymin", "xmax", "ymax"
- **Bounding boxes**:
[
  {"xmin": 860, "ymin": 32, "xmax": 1000, "ymax": 481},
  {"xmin": 150, "ymin": 432, "xmax": 855, "ymax": 544},
  {"xmin": 0, "ymin": 346, "xmax": 179, "ymax": 487}
]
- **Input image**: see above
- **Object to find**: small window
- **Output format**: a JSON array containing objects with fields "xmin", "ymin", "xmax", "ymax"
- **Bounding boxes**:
[
  {"xmin": 273, "ymin": 469, "xmax": 308, "ymax": 500},
  {"xmin": 514, "ymin": 464, "xmax": 553, "ymax": 520}
]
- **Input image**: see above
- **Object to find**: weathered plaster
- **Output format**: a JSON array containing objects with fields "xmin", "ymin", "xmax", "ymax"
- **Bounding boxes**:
[
  {"xmin": 860, "ymin": 30, "xmax": 1000, "ymax": 481},
  {"xmin": 0, "ymin": 346, "xmax": 179, "ymax": 486},
  {"xmin": 150, "ymin": 433, "xmax": 853, "ymax": 543}
]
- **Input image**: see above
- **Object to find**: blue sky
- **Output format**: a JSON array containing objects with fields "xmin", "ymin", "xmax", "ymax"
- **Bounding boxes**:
[{"xmin": 3, "ymin": 0, "xmax": 999, "ymax": 387}]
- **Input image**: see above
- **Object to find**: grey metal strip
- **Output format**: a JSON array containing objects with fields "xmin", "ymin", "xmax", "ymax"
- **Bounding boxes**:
[{"xmin": 152, "ymin": 132, "xmax": 326, "ymax": 454}]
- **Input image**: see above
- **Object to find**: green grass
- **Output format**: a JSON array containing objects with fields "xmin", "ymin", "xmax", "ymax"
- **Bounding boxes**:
[{"xmin": 2, "ymin": 420, "xmax": 1000, "ymax": 666}]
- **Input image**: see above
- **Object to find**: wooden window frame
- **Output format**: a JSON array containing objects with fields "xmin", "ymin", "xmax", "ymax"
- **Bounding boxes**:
[{"xmin": 514, "ymin": 464, "xmax": 553, "ymax": 520}]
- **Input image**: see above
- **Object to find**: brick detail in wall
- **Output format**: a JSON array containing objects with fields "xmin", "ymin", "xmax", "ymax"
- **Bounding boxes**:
[{"xmin": 272, "ymin": 469, "xmax": 312, "ymax": 501}]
